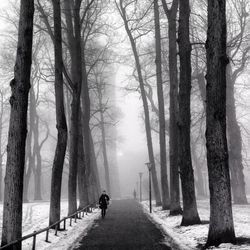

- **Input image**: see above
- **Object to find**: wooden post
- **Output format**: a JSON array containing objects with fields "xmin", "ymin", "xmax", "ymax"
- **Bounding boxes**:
[
  {"xmin": 45, "ymin": 230, "xmax": 49, "ymax": 242},
  {"xmin": 55, "ymin": 224, "xmax": 58, "ymax": 236},
  {"xmin": 32, "ymin": 232, "xmax": 37, "ymax": 250},
  {"xmin": 63, "ymin": 218, "xmax": 66, "ymax": 230}
]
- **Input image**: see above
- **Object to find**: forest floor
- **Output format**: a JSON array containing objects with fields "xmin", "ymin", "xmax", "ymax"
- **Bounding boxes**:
[
  {"xmin": 142, "ymin": 198, "xmax": 250, "ymax": 250},
  {"xmin": 0, "ymin": 200, "xmax": 100, "ymax": 250}
]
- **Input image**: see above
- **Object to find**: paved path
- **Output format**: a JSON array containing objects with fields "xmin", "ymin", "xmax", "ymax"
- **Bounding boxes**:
[{"xmin": 71, "ymin": 199, "xmax": 172, "ymax": 250}]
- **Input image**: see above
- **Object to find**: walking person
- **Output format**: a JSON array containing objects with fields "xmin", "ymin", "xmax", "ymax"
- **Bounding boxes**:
[
  {"xmin": 133, "ymin": 189, "xmax": 137, "ymax": 200},
  {"xmin": 99, "ymin": 190, "xmax": 110, "ymax": 218}
]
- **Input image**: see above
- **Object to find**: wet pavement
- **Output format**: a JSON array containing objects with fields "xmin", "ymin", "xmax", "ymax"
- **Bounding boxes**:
[{"xmin": 71, "ymin": 199, "xmax": 172, "ymax": 250}]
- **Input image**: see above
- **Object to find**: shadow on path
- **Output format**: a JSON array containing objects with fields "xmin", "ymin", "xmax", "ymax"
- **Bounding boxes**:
[{"xmin": 71, "ymin": 199, "xmax": 171, "ymax": 250}]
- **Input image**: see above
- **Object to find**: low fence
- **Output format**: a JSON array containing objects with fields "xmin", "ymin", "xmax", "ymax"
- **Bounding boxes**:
[{"xmin": 0, "ymin": 203, "xmax": 97, "ymax": 250}]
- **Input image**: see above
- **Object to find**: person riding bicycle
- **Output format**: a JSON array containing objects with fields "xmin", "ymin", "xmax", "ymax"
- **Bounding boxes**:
[{"xmin": 99, "ymin": 190, "xmax": 110, "ymax": 218}]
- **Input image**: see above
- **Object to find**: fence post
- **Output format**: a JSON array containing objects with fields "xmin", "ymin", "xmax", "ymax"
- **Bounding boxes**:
[
  {"xmin": 63, "ymin": 218, "xmax": 66, "ymax": 230},
  {"xmin": 70, "ymin": 217, "xmax": 72, "ymax": 226},
  {"xmin": 75, "ymin": 214, "xmax": 77, "ymax": 223},
  {"xmin": 32, "ymin": 232, "xmax": 37, "ymax": 250},
  {"xmin": 55, "ymin": 224, "xmax": 58, "ymax": 236},
  {"xmin": 45, "ymin": 229, "xmax": 49, "ymax": 242}
]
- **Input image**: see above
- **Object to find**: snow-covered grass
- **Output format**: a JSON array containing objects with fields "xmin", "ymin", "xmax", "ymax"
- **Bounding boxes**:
[
  {"xmin": 142, "ymin": 199, "xmax": 250, "ymax": 250},
  {"xmin": 0, "ymin": 201, "xmax": 100, "ymax": 250}
]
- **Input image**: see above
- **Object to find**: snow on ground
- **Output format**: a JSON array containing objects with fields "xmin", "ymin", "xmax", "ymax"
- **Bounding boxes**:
[
  {"xmin": 142, "ymin": 199, "xmax": 250, "ymax": 250},
  {"xmin": 0, "ymin": 200, "xmax": 100, "ymax": 250}
]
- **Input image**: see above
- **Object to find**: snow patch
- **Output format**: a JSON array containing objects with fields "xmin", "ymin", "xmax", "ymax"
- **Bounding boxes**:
[
  {"xmin": 142, "ymin": 199, "xmax": 250, "ymax": 250},
  {"xmin": 0, "ymin": 201, "xmax": 100, "ymax": 250}
]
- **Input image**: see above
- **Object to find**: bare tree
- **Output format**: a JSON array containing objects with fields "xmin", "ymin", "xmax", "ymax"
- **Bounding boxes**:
[
  {"xmin": 162, "ymin": 0, "xmax": 182, "ymax": 215},
  {"xmin": 191, "ymin": 0, "xmax": 250, "ymax": 205},
  {"xmin": 205, "ymin": 0, "xmax": 236, "ymax": 246},
  {"xmin": 64, "ymin": 0, "xmax": 83, "ymax": 215},
  {"xmin": 1, "ymin": 0, "xmax": 34, "ymax": 247},
  {"xmin": 49, "ymin": 0, "xmax": 68, "ymax": 226},
  {"xmin": 178, "ymin": 0, "xmax": 201, "ymax": 226},
  {"xmin": 226, "ymin": 0, "xmax": 250, "ymax": 204},
  {"xmin": 154, "ymin": 0, "xmax": 170, "ymax": 209}
]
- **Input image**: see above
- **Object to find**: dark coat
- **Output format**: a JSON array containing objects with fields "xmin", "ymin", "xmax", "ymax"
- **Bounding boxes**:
[{"xmin": 99, "ymin": 194, "xmax": 110, "ymax": 209}]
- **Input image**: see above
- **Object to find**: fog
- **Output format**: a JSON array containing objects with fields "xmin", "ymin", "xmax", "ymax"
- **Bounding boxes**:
[{"xmin": 0, "ymin": 0, "xmax": 250, "ymax": 248}]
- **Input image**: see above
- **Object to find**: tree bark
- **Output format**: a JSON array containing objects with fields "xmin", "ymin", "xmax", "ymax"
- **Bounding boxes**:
[
  {"xmin": 205, "ymin": 0, "xmax": 236, "ymax": 246},
  {"xmin": 33, "ymin": 115, "xmax": 42, "ymax": 200},
  {"xmin": 178, "ymin": 0, "xmax": 201, "ymax": 226},
  {"xmin": 162, "ymin": 0, "xmax": 182, "ymax": 215},
  {"xmin": 64, "ymin": 0, "xmax": 83, "ymax": 215},
  {"xmin": 23, "ymin": 85, "xmax": 35, "ymax": 202},
  {"xmin": 191, "ymin": 141, "xmax": 206, "ymax": 197},
  {"xmin": 0, "ymin": 96, "xmax": 3, "ymax": 201},
  {"xmin": 154, "ymin": 0, "xmax": 170, "ymax": 210},
  {"xmin": 118, "ymin": 0, "xmax": 162, "ymax": 205},
  {"xmin": 30, "ymin": 89, "xmax": 43, "ymax": 201},
  {"xmin": 1, "ymin": 0, "xmax": 34, "ymax": 247},
  {"xmin": 90, "ymin": 130, "xmax": 101, "ymax": 197},
  {"xmin": 49, "ymin": 0, "xmax": 68, "ymax": 226},
  {"xmin": 226, "ymin": 64, "xmax": 248, "ymax": 204},
  {"xmin": 81, "ymin": 50, "xmax": 94, "ymax": 202}
]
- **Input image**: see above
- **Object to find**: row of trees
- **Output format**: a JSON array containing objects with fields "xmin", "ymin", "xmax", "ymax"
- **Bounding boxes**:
[
  {"xmin": 0, "ymin": 0, "xmax": 121, "ymax": 248},
  {"xmin": 115, "ymin": 0, "xmax": 249, "ymax": 247},
  {"xmin": 0, "ymin": 0, "xmax": 249, "ymax": 248}
]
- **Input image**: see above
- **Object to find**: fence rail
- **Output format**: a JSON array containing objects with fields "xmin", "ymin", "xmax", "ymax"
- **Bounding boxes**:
[{"xmin": 0, "ymin": 203, "xmax": 97, "ymax": 250}]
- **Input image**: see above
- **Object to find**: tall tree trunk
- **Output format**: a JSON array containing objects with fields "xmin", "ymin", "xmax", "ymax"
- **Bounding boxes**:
[
  {"xmin": 191, "ymin": 141, "xmax": 206, "ymax": 197},
  {"xmin": 78, "ymin": 110, "xmax": 89, "ymax": 209},
  {"xmin": 154, "ymin": 0, "xmax": 170, "ymax": 210},
  {"xmin": 23, "ymin": 152, "xmax": 33, "ymax": 203},
  {"xmin": 1, "ymin": 0, "xmax": 34, "ymax": 247},
  {"xmin": 226, "ymin": 64, "xmax": 248, "ymax": 204},
  {"xmin": 49, "ymin": 0, "xmax": 68, "ymax": 226},
  {"xmin": 34, "ymin": 142, "xmax": 42, "ymax": 200},
  {"xmin": 205, "ymin": 0, "xmax": 236, "ymax": 246},
  {"xmin": 81, "ymin": 51, "xmax": 93, "ymax": 202},
  {"xmin": 0, "ymin": 156, "xmax": 2, "ymax": 202},
  {"xmin": 32, "ymin": 94, "xmax": 42, "ymax": 200},
  {"xmin": 178, "ymin": 0, "xmax": 201, "ymax": 226},
  {"xmin": 197, "ymin": 73, "xmax": 206, "ymax": 107},
  {"xmin": 64, "ymin": 0, "xmax": 83, "ymax": 215},
  {"xmin": 90, "ymin": 130, "xmax": 101, "ymax": 196},
  {"xmin": 162, "ymin": 0, "xmax": 182, "ymax": 215},
  {"xmin": 0, "ymin": 97, "xmax": 4, "ymax": 201},
  {"xmin": 196, "ymin": 62, "xmax": 247, "ymax": 204},
  {"xmin": 119, "ymin": 1, "xmax": 162, "ymax": 205},
  {"xmin": 23, "ymin": 85, "xmax": 36, "ymax": 202}
]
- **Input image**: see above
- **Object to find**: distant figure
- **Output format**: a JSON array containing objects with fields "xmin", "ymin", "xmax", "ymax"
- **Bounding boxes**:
[
  {"xmin": 133, "ymin": 189, "xmax": 137, "ymax": 200},
  {"xmin": 99, "ymin": 190, "xmax": 110, "ymax": 218}
]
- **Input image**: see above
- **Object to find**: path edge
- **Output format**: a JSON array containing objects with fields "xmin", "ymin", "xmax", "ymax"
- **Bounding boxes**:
[{"xmin": 140, "ymin": 202, "xmax": 192, "ymax": 250}]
